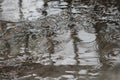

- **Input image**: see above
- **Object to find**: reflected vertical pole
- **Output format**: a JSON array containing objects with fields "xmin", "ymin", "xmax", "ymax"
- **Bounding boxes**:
[{"xmin": 19, "ymin": 0, "xmax": 23, "ymax": 21}]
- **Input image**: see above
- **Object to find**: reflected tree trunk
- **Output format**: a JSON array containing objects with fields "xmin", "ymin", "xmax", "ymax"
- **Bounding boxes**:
[
  {"xmin": 70, "ymin": 26, "xmax": 80, "ymax": 65},
  {"xmin": 0, "ymin": 22, "xmax": 7, "ymax": 35},
  {"xmin": 70, "ymin": 27, "xmax": 80, "ymax": 79},
  {"xmin": 67, "ymin": 1, "xmax": 81, "ymax": 78},
  {"xmin": 0, "ymin": 0, "xmax": 3, "ymax": 18},
  {"xmin": 2, "ymin": 40, "xmax": 11, "ymax": 59},
  {"xmin": 42, "ymin": 0, "xmax": 55, "ymax": 65},
  {"xmin": 47, "ymin": 36, "xmax": 55, "ymax": 65},
  {"xmin": 19, "ymin": 0, "xmax": 23, "ymax": 20},
  {"xmin": 96, "ymin": 38, "xmax": 111, "ymax": 70},
  {"xmin": 24, "ymin": 33, "xmax": 29, "ymax": 53}
]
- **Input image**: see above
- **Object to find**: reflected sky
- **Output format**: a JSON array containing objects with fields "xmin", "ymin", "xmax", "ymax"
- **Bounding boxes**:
[{"xmin": 0, "ymin": 0, "xmax": 62, "ymax": 21}]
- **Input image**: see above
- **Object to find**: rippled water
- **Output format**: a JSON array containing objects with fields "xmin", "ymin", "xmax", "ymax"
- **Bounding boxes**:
[{"xmin": 0, "ymin": 0, "xmax": 120, "ymax": 80}]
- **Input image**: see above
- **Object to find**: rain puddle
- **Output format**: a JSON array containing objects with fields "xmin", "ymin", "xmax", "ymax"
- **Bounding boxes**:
[{"xmin": 0, "ymin": 0, "xmax": 120, "ymax": 80}]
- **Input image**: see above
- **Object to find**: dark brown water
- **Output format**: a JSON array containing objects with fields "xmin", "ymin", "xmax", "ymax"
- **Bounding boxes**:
[{"xmin": 0, "ymin": 0, "xmax": 120, "ymax": 80}]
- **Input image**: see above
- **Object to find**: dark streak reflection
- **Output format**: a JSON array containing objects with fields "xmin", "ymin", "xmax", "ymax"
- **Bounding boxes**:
[
  {"xmin": 19, "ymin": 0, "xmax": 23, "ymax": 20},
  {"xmin": 66, "ymin": 1, "xmax": 81, "ymax": 78},
  {"xmin": 0, "ymin": 0, "xmax": 3, "ymax": 18},
  {"xmin": 43, "ymin": 1, "xmax": 55, "ymax": 65}
]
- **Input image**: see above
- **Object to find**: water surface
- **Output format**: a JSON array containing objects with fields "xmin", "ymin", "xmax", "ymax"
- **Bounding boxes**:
[{"xmin": 0, "ymin": 0, "xmax": 120, "ymax": 80}]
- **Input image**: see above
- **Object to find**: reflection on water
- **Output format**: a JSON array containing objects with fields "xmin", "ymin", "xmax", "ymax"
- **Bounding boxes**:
[{"xmin": 0, "ymin": 0, "xmax": 120, "ymax": 80}]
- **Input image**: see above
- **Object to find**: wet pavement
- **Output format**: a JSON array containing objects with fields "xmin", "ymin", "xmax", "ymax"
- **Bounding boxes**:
[{"xmin": 0, "ymin": 0, "xmax": 120, "ymax": 80}]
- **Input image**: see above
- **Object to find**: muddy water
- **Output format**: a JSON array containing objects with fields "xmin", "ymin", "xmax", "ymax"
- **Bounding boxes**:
[{"xmin": 0, "ymin": 0, "xmax": 120, "ymax": 80}]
